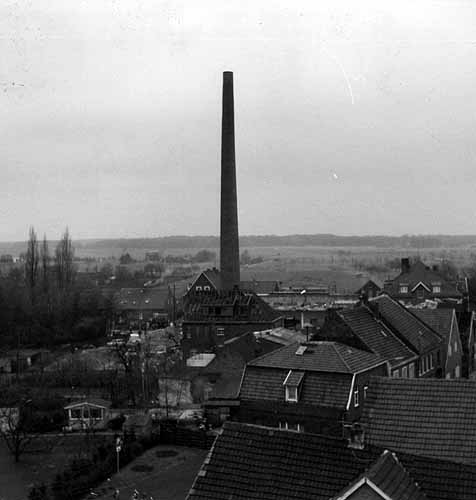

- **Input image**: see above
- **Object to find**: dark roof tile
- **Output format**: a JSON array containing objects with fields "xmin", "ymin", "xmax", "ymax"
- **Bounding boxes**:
[
  {"xmin": 248, "ymin": 341, "xmax": 385, "ymax": 374},
  {"xmin": 361, "ymin": 377, "xmax": 476, "ymax": 465},
  {"xmin": 187, "ymin": 421, "xmax": 476, "ymax": 500}
]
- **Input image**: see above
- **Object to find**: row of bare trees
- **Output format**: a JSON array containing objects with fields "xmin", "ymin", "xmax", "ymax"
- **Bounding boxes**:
[{"xmin": 24, "ymin": 227, "xmax": 75, "ymax": 302}]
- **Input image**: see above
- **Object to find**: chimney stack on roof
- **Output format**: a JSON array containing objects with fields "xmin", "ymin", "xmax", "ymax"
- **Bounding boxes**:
[
  {"xmin": 220, "ymin": 71, "xmax": 240, "ymax": 291},
  {"xmin": 401, "ymin": 258, "xmax": 410, "ymax": 274}
]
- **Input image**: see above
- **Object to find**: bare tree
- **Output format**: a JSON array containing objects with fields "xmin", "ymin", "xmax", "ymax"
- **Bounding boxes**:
[
  {"xmin": 55, "ymin": 227, "xmax": 75, "ymax": 289},
  {"xmin": 25, "ymin": 227, "xmax": 39, "ymax": 298},
  {"xmin": 0, "ymin": 400, "xmax": 35, "ymax": 462},
  {"xmin": 40, "ymin": 234, "xmax": 50, "ymax": 294}
]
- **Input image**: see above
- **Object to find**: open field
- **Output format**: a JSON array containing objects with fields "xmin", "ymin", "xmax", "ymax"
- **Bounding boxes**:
[{"xmin": 92, "ymin": 445, "xmax": 207, "ymax": 500}]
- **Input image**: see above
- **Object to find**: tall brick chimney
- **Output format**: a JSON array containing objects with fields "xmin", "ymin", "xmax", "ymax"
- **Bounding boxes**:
[{"xmin": 220, "ymin": 71, "xmax": 240, "ymax": 291}]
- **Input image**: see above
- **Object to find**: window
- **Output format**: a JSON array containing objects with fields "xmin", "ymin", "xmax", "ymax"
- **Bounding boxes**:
[
  {"xmin": 363, "ymin": 386, "xmax": 368, "ymax": 399},
  {"xmin": 433, "ymin": 285, "xmax": 441, "ymax": 293},
  {"xmin": 354, "ymin": 390, "xmax": 360, "ymax": 407},
  {"xmin": 89, "ymin": 408, "xmax": 102, "ymax": 420},
  {"xmin": 216, "ymin": 327, "xmax": 225, "ymax": 337},
  {"xmin": 448, "ymin": 343, "xmax": 452, "ymax": 356},
  {"xmin": 455, "ymin": 365, "xmax": 461, "ymax": 378},
  {"xmin": 417, "ymin": 288, "xmax": 424, "ymax": 299},
  {"xmin": 408, "ymin": 363, "xmax": 415, "ymax": 378},
  {"xmin": 70, "ymin": 408, "xmax": 82, "ymax": 420},
  {"xmin": 204, "ymin": 285, "xmax": 210, "ymax": 291},
  {"xmin": 429, "ymin": 354, "xmax": 434, "ymax": 369},
  {"xmin": 402, "ymin": 366, "xmax": 408, "ymax": 378},
  {"xmin": 446, "ymin": 372, "xmax": 451, "ymax": 379},
  {"xmin": 279, "ymin": 422, "xmax": 302, "ymax": 432},
  {"xmin": 454, "ymin": 340, "xmax": 458, "ymax": 353},
  {"xmin": 285, "ymin": 386, "xmax": 298, "ymax": 402},
  {"xmin": 196, "ymin": 286, "xmax": 202, "ymax": 292},
  {"xmin": 392, "ymin": 369, "xmax": 400, "ymax": 378},
  {"xmin": 399, "ymin": 285, "xmax": 408, "ymax": 294}
]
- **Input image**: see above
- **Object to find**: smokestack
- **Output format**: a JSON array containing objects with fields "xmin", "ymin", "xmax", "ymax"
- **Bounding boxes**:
[{"xmin": 220, "ymin": 71, "xmax": 240, "ymax": 290}]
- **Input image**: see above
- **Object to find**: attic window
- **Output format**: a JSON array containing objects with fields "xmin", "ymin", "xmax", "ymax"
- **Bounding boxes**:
[
  {"xmin": 204, "ymin": 285, "xmax": 211, "ymax": 291},
  {"xmin": 283, "ymin": 370, "xmax": 304, "ymax": 403},
  {"xmin": 196, "ymin": 286, "xmax": 202, "ymax": 292}
]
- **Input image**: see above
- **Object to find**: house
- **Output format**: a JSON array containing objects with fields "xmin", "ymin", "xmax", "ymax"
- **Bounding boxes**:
[
  {"xmin": 361, "ymin": 377, "xmax": 476, "ymax": 465},
  {"xmin": 412, "ymin": 309, "xmax": 462, "ymax": 378},
  {"xmin": 237, "ymin": 341, "xmax": 388, "ymax": 435},
  {"xmin": 369, "ymin": 295, "xmax": 444, "ymax": 378},
  {"xmin": 187, "ymin": 421, "xmax": 476, "ymax": 500},
  {"xmin": 64, "ymin": 398, "xmax": 111, "ymax": 431},
  {"xmin": 321, "ymin": 307, "xmax": 419, "ymax": 378},
  {"xmin": 182, "ymin": 288, "xmax": 283, "ymax": 359},
  {"xmin": 383, "ymin": 258, "xmax": 468, "ymax": 307},
  {"xmin": 355, "ymin": 279, "xmax": 381, "ymax": 299}
]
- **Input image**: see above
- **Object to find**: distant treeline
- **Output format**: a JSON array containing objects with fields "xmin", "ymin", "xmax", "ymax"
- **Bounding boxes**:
[
  {"xmin": 3, "ymin": 234, "xmax": 476, "ymax": 254},
  {"xmin": 73, "ymin": 234, "xmax": 476, "ymax": 249}
]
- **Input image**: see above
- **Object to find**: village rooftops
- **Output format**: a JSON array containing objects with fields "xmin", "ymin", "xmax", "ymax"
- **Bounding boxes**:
[
  {"xmin": 369, "ymin": 295, "xmax": 442, "ymax": 354},
  {"xmin": 187, "ymin": 421, "xmax": 476, "ymax": 500},
  {"xmin": 336, "ymin": 307, "xmax": 417, "ymax": 368},
  {"xmin": 361, "ymin": 377, "xmax": 476, "ymax": 465},
  {"xmin": 248, "ymin": 341, "xmax": 386, "ymax": 374}
]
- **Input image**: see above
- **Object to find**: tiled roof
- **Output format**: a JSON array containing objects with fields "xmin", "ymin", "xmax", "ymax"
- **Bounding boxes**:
[
  {"xmin": 370, "ymin": 295, "xmax": 442, "ymax": 353},
  {"xmin": 361, "ymin": 377, "xmax": 476, "ymax": 465},
  {"xmin": 239, "ymin": 366, "xmax": 352, "ymax": 409},
  {"xmin": 412, "ymin": 309, "xmax": 454, "ymax": 343},
  {"xmin": 333, "ymin": 450, "xmax": 427, "ymax": 500},
  {"xmin": 248, "ymin": 341, "xmax": 385, "ymax": 374},
  {"xmin": 338, "ymin": 307, "xmax": 416, "ymax": 367},
  {"xmin": 187, "ymin": 421, "xmax": 476, "ymax": 500}
]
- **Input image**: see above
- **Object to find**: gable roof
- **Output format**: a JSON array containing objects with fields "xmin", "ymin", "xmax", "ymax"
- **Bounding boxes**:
[
  {"xmin": 361, "ymin": 377, "xmax": 476, "ymax": 465},
  {"xmin": 248, "ymin": 341, "xmax": 386, "ymax": 374},
  {"xmin": 337, "ymin": 307, "xmax": 416, "ymax": 367},
  {"xmin": 412, "ymin": 309, "xmax": 455, "ymax": 344},
  {"xmin": 187, "ymin": 421, "xmax": 476, "ymax": 500},
  {"xmin": 333, "ymin": 450, "xmax": 427, "ymax": 500},
  {"xmin": 370, "ymin": 295, "xmax": 442, "ymax": 353},
  {"xmin": 384, "ymin": 260, "xmax": 464, "ymax": 298}
]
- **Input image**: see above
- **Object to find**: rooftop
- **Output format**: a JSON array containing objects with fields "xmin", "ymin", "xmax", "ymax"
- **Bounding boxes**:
[
  {"xmin": 369, "ymin": 295, "xmax": 442, "ymax": 353},
  {"xmin": 337, "ymin": 307, "xmax": 417, "ymax": 367},
  {"xmin": 248, "ymin": 341, "xmax": 386, "ymax": 374},
  {"xmin": 187, "ymin": 421, "xmax": 476, "ymax": 500},
  {"xmin": 361, "ymin": 377, "xmax": 476, "ymax": 465}
]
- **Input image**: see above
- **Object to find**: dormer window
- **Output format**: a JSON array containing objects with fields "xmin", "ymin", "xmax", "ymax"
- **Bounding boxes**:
[
  {"xmin": 285, "ymin": 386, "xmax": 298, "ymax": 402},
  {"xmin": 283, "ymin": 370, "xmax": 304, "ymax": 403},
  {"xmin": 399, "ymin": 284, "xmax": 408, "ymax": 294}
]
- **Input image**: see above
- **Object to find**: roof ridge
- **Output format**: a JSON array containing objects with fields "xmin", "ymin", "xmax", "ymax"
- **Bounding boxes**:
[{"xmin": 332, "ymin": 342, "xmax": 352, "ymax": 371}]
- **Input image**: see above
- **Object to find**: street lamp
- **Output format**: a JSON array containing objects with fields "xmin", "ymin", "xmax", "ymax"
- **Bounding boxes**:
[{"xmin": 115, "ymin": 436, "xmax": 122, "ymax": 474}]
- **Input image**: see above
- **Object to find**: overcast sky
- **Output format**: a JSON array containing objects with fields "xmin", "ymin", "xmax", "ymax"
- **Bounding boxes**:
[{"xmin": 2, "ymin": 0, "xmax": 476, "ymax": 241}]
